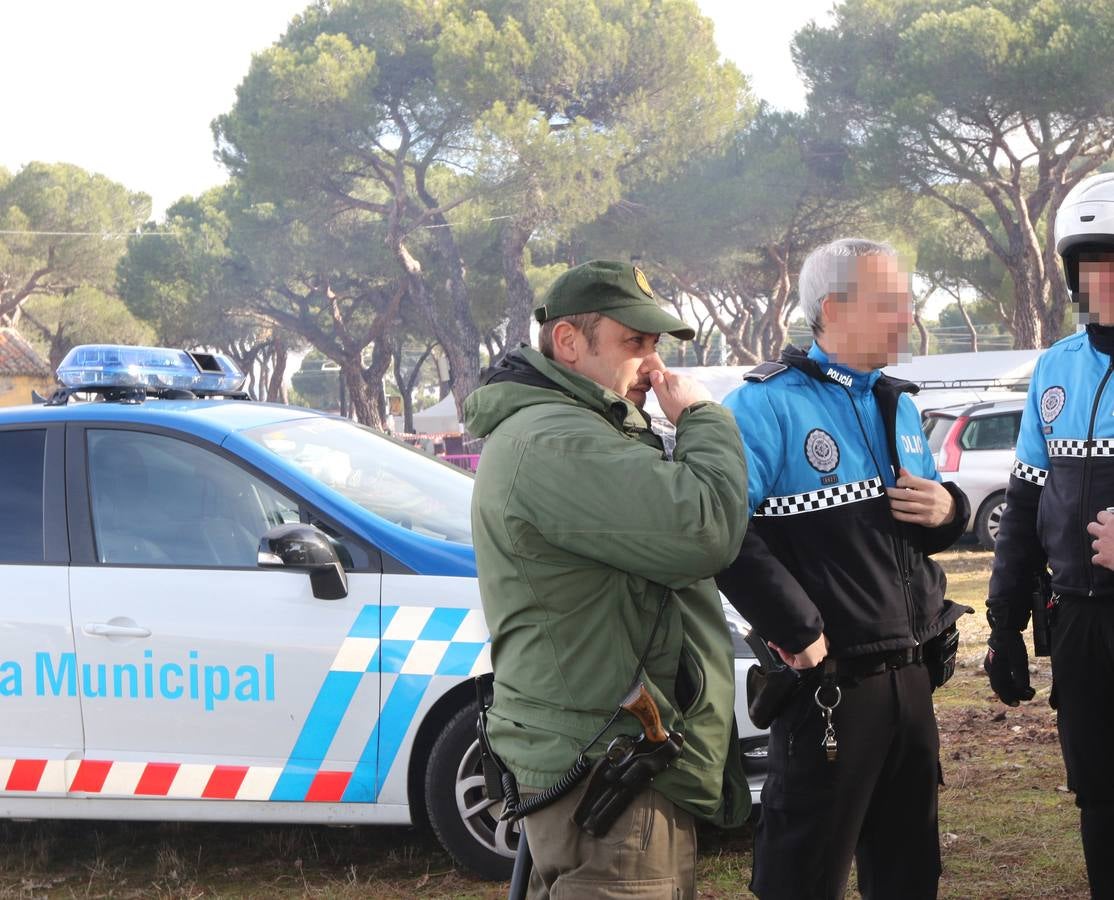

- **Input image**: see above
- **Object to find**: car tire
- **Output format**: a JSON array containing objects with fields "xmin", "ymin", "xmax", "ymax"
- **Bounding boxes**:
[
  {"xmin": 975, "ymin": 491, "xmax": 1007, "ymax": 550},
  {"xmin": 425, "ymin": 702, "xmax": 518, "ymax": 881}
]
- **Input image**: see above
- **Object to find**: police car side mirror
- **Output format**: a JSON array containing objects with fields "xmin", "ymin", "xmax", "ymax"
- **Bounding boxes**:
[{"xmin": 257, "ymin": 523, "xmax": 349, "ymax": 600}]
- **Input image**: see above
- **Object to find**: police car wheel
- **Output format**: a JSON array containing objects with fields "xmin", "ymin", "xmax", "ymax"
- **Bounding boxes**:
[
  {"xmin": 976, "ymin": 491, "xmax": 1007, "ymax": 550},
  {"xmin": 425, "ymin": 703, "xmax": 518, "ymax": 880}
]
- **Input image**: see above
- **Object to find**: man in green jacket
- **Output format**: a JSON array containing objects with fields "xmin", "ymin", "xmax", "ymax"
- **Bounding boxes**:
[{"xmin": 464, "ymin": 260, "xmax": 750, "ymax": 898}]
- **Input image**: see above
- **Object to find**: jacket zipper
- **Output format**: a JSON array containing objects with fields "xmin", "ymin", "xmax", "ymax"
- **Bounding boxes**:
[
  {"xmin": 839, "ymin": 383, "xmax": 918, "ymax": 643},
  {"xmin": 1081, "ymin": 361, "xmax": 1114, "ymax": 596}
]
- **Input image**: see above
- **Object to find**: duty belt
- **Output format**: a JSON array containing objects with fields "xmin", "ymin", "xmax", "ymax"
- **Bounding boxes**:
[{"xmin": 827, "ymin": 646, "xmax": 923, "ymax": 679}]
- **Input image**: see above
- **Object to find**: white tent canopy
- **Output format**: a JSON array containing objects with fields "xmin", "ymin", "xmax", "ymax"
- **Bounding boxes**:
[{"xmin": 398, "ymin": 394, "xmax": 461, "ymax": 435}]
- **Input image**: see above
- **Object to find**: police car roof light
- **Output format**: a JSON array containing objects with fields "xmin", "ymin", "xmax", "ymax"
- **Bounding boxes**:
[{"xmin": 55, "ymin": 344, "xmax": 248, "ymax": 395}]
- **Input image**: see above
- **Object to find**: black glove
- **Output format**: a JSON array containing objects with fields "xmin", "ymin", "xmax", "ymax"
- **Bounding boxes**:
[{"xmin": 984, "ymin": 630, "xmax": 1036, "ymax": 706}]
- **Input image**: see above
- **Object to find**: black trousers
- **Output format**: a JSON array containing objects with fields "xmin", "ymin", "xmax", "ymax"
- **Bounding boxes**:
[
  {"xmin": 751, "ymin": 661, "xmax": 941, "ymax": 900},
  {"xmin": 1051, "ymin": 599, "xmax": 1114, "ymax": 899}
]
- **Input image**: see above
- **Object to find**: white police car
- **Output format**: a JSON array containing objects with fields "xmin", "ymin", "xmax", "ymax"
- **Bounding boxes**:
[{"xmin": 0, "ymin": 344, "xmax": 765, "ymax": 879}]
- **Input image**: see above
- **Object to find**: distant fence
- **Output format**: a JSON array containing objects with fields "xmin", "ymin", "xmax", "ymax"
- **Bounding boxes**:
[
  {"xmin": 440, "ymin": 453, "xmax": 481, "ymax": 472},
  {"xmin": 393, "ymin": 430, "xmax": 483, "ymax": 473}
]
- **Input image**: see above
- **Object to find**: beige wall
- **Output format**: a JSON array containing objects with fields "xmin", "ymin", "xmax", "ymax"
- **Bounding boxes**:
[{"xmin": 0, "ymin": 375, "xmax": 56, "ymax": 407}]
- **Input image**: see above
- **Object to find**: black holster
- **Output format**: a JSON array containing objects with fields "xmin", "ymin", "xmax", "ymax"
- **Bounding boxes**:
[
  {"xmin": 475, "ymin": 674, "xmax": 508, "ymax": 803},
  {"xmin": 923, "ymin": 623, "xmax": 960, "ymax": 690},
  {"xmin": 571, "ymin": 732, "xmax": 684, "ymax": 838},
  {"xmin": 744, "ymin": 630, "xmax": 801, "ymax": 729}
]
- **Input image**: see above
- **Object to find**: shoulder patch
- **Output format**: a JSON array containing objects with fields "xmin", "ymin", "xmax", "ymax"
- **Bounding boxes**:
[{"xmin": 743, "ymin": 361, "xmax": 788, "ymax": 383}]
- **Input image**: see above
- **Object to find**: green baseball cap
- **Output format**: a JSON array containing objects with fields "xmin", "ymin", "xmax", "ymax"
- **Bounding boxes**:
[{"xmin": 534, "ymin": 260, "xmax": 695, "ymax": 340}]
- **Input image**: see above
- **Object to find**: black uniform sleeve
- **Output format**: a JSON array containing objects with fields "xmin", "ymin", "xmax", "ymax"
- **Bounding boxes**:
[
  {"xmin": 908, "ymin": 481, "xmax": 970, "ymax": 556},
  {"xmin": 987, "ymin": 475, "xmax": 1045, "ymax": 631},
  {"xmin": 716, "ymin": 525, "xmax": 825, "ymax": 654}
]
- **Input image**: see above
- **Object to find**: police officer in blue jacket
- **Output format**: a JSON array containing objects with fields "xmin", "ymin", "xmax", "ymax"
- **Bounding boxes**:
[
  {"xmin": 717, "ymin": 238, "xmax": 971, "ymax": 899},
  {"xmin": 987, "ymin": 172, "xmax": 1114, "ymax": 898}
]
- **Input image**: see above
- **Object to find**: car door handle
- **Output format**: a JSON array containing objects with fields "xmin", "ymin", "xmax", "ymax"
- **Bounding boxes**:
[{"xmin": 83, "ymin": 622, "xmax": 151, "ymax": 638}]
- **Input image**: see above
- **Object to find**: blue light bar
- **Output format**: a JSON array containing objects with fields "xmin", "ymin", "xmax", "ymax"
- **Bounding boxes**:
[{"xmin": 56, "ymin": 345, "xmax": 247, "ymax": 393}]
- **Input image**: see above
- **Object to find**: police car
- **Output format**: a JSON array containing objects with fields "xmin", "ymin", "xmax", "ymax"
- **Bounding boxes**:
[{"xmin": 0, "ymin": 344, "xmax": 765, "ymax": 879}]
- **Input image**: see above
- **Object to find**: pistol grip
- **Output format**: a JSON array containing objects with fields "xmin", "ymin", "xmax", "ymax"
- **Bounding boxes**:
[{"xmin": 621, "ymin": 683, "xmax": 669, "ymax": 743}]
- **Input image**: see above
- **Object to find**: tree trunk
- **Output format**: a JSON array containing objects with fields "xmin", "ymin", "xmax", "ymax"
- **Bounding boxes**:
[
  {"xmin": 501, "ymin": 216, "xmax": 536, "ymax": 350},
  {"xmin": 1008, "ymin": 265, "xmax": 1044, "ymax": 349},
  {"xmin": 389, "ymin": 236, "xmax": 480, "ymax": 423},
  {"xmin": 267, "ymin": 338, "xmax": 288, "ymax": 403},
  {"xmin": 364, "ymin": 338, "xmax": 393, "ymax": 429},
  {"xmin": 955, "ymin": 294, "xmax": 978, "ymax": 352},
  {"xmin": 341, "ymin": 360, "xmax": 379, "ymax": 428},
  {"xmin": 913, "ymin": 313, "xmax": 929, "ymax": 355}
]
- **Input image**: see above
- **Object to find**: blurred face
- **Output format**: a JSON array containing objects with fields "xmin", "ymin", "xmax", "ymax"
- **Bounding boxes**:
[
  {"xmin": 817, "ymin": 254, "xmax": 912, "ymax": 371},
  {"xmin": 1079, "ymin": 258, "xmax": 1114, "ymax": 325},
  {"xmin": 552, "ymin": 315, "xmax": 665, "ymax": 404}
]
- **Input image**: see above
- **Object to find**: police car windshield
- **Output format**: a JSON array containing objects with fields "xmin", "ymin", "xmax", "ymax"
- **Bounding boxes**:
[{"xmin": 243, "ymin": 418, "xmax": 473, "ymax": 544}]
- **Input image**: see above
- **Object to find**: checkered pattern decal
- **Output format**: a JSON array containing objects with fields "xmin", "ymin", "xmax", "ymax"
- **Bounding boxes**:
[
  {"xmin": 0, "ymin": 606, "xmax": 492, "ymax": 803},
  {"xmin": 756, "ymin": 476, "xmax": 885, "ymax": 517},
  {"xmin": 272, "ymin": 604, "xmax": 491, "ymax": 804},
  {"xmin": 1047, "ymin": 438, "xmax": 1114, "ymax": 458},
  {"xmin": 1012, "ymin": 459, "xmax": 1048, "ymax": 487}
]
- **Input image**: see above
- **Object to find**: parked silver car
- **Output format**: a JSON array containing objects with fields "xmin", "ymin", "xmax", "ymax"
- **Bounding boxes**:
[{"xmin": 922, "ymin": 398, "xmax": 1025, "ymax": 548}]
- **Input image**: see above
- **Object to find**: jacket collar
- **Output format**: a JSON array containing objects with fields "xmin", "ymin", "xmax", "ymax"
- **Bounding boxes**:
[
  {"xmin": 474, "ymin": 345, "xmax": 650, "ymax": 435},
  {"xmin": 782, "ymin": 343, "xmax": 882, "ymax": 393}
]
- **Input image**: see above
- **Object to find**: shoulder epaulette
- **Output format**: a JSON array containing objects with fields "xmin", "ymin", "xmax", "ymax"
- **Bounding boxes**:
[{"xmin": 743, "ymin": 361, "xmax": 789, "ymax": 383}]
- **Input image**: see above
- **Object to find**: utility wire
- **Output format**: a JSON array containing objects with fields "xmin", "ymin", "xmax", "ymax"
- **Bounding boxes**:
[{"xmin": 0, "ymin": 214, "xmax": 516, "ymax": 238}]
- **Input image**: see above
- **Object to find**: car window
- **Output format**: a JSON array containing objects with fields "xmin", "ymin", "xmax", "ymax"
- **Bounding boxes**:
[
  {"xmin": 244, "ymin": 417, "xmax": 473, "ymax": 544},
  {"xmin": 960, "ymin": 413, "xmax": 1021, "ymax": 451},
  {"xmin": 0, "ymin": 429, "xmax": 46, "ymax": 563},
  {"xmin": 922, "ymin": 415, "xmax": 954, "ymax": 454},
  {"xmin": 87, "ymin": 429, "xmax": 300, "ymax": 567}
]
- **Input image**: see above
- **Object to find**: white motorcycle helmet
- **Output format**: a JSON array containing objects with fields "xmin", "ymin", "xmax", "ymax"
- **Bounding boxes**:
[{"xmin": 1055, "ymin": 171, "xmax": 1114, "ymax": 295}]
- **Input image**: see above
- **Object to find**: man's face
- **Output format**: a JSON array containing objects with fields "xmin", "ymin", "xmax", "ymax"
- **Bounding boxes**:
[
  {"xmin": 821, "ymin": 254, "xmax": 912, "ymax": 371},
  {"xmin": 568, "ymin": 316, "xmax": 665, "ymax": 405},
  {"xmin": 1079, "ymin": 258, "xmax": 1114, "ymax": 324}
]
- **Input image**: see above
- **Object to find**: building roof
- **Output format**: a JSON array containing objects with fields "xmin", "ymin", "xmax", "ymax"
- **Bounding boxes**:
[{"xmin": 0, "ymin": 328, "xmax": 51, "ymax": 377}]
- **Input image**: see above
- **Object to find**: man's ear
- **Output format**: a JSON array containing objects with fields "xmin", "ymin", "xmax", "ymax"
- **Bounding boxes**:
[
  {"xmin": 819, "ymin": 293, "xmax": 840, "ymax": 329},
  {"xmin": 551, "ymin": 321, "xmax": 579, "ymax": 366}
]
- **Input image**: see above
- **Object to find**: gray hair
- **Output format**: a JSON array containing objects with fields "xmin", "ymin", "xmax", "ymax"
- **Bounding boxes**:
[{"xmin": 798, "ymin": 238, "xmax": 897, "ymax": 334}]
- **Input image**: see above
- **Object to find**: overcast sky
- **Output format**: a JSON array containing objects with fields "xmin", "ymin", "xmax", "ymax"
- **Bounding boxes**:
[{"xmin": 1, "ymin": 1, "xmax": 836, "ymax": 219}]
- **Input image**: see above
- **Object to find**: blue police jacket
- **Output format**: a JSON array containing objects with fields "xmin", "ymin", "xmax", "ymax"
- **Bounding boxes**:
[
  {"xmin": 716, "ymin": 344, "xmax": 969, "ymax": 657},
  {"xmin": 989, "ymin": 325, "xmax": 1114, "ymax": 628}
]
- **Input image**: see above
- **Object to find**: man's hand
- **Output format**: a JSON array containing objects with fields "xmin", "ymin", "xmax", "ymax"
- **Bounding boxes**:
[
  {"xmin": 1087, "ymin": 508, "xmax": 1114, "ymax": 569},
  {"xmin": 649, "ymin": 369, "xmax": 713, "ymax": 426},
  {"xmin": 984, "ymin": 630, "xmax": 1036, "ymax": 706},
  {"xmin": 769, "ymin": 633, "xmax": 829, "ymax": 671},
  {"xmin": 886, "ymin": 467, "xmax": 956, "ymax": 527}
]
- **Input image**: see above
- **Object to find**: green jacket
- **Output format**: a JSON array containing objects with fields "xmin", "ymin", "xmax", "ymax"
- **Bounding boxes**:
[{"xmin": 463, "ymin": 347, "xmax": 750, "ymax": 825}]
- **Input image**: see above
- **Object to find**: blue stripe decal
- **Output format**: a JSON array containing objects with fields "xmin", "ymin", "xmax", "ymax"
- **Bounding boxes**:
[
  {"xmin": 379, "ymin": 640, "xmax": 413, "ymax": 673},
  {"xmin": 276, "ymin": 603, "xmax": 492, "ymax": 804},
  {"xmin": 436, "ymin": 642, "xmax": 485, "ymax": 675},
  {"xmin": 270, "ymin": 669, "xmax": 362, "ymax": 800},
  {"xmin": 343, "ymin": 721, "xmax": 379, "ymax": 802},
  {"xmin": 420, "ymin": 607, "xmax": 468, "ymax": 640},
  {"xmin": 348, "ymin": 605, "xmax": 381, "ymax": 638},
  {"xmin": 373, "ymin": 674, "xmax": 432, "ymax": 799}
]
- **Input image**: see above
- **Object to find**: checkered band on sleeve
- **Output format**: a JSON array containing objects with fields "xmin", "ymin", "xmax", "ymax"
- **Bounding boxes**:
[
  {"xmin": 756, "ymin": 476, "xmax": 885, "ymax": 517},
  {"xmin": 1047, "ymin": 439, "xmax": 1087, "ymax": 458},
  {"xmin": 1046, "ymin": 438, "xmax": 1114, "ymax": 458},
  {"xmin": 1012, "ymin": 458, "xmax": 1047, "ymax": 486}
]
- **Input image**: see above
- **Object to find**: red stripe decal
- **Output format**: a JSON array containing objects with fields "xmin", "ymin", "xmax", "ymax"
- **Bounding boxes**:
[
  {"xmin": 135, "ymin": 762, "xmax": 180, "ymax": 796},
  {"xmin": 69, "ymin": 760, "xmax": 113, "ymax": 793},
  {"xmin": 305, "ymin": 770, "xmax": 352, "ymax": 802},
  {"xmin": 7, "ymin": 759, "xmax": 47, "ymax": 792},
  {"xmin": 202, "ymin": 766, "xmax": 248, "ymax": 799}
]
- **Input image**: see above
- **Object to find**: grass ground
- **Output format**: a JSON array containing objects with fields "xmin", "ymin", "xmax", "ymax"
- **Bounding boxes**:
[{"xmin": 0, "ymin": 549, "xmax": 1090, "ymax": 898}]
